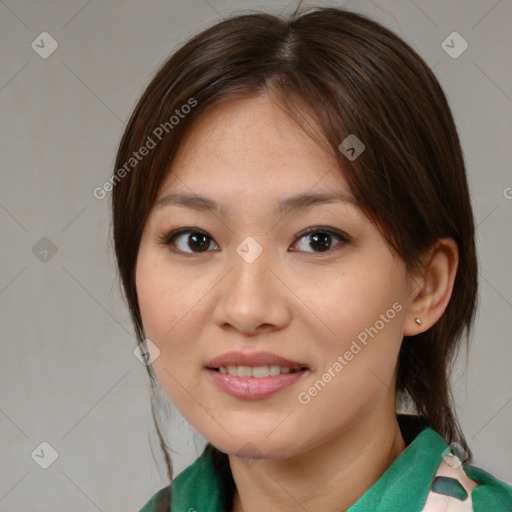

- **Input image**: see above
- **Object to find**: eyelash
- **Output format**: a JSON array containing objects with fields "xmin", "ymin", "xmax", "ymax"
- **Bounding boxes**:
[{"xmin": 160, "ymin": 226, "xmax": 351, "ymax": 255}]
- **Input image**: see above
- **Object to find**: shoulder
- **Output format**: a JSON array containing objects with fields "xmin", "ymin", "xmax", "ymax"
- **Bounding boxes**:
[
  {"xmin": 398, "ymin": 416, "xmax": 512, "ymax": 512},
  {"xmin": 464, "ymin": 463, "xmax": 512, "ymax": 511},
  {"xmin": 138, "ymin": 484, "xmax": 170, "ymax": 512},
  {"xmin": 137, "ymin": 447, "xmax": 229, "ymax": 512},
  {"xmin": 422, "ymin": 455, "xmax": 512, "ymax": 512}
]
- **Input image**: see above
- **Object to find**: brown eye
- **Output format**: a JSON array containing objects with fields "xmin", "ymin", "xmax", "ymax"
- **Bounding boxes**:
[
  {"xmin": 164, "ymin": 229, "xmax": 219, "ymax": 253},
  {"xmin": 291, "ymin": 228, "xmax": 350, "ymax": 253}
]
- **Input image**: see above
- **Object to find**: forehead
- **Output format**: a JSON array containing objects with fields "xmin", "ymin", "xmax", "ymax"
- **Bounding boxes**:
[{"xmin": 158, "ymin": 94, "xmax": 351, "ymax": 200}]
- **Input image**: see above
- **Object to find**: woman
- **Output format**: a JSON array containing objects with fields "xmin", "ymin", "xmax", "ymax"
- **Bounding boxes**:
[{"xmin": 111, "ymin": 4, "xmax": 512, "ymax": 511}]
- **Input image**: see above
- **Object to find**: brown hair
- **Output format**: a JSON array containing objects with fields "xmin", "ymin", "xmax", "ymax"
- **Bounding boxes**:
[{"xmin": 111, "ymin": 3, "xmax": 477, "ymax": 491}]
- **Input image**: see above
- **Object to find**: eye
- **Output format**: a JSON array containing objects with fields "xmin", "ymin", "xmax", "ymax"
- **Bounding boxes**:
[
  {"xmin": 163, "ymin": 228, "xmax": 219, "ymax": 254},
  {"xmin": 291, "ymin": 227, "xmax": 350, "ymax": 253}
]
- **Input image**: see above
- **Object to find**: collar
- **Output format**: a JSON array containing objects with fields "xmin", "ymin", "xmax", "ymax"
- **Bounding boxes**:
[{"xmin": 347, "ymin": 418, "xmax": 447, "ymax": 510}]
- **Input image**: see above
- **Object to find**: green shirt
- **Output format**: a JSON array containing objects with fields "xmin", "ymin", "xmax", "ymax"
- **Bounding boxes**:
[{"xmin": 139, "ymin": 422, "xmax": 512, "ymax": 512}]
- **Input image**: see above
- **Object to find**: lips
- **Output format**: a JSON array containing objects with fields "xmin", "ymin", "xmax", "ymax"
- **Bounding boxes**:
[
  {"xmin": 206, "ymin": 351, "xmax": 309, "ymax": 371},
  {"xmin": 206, "ymin": 367, "xmax": 307, "ymax": 399}
]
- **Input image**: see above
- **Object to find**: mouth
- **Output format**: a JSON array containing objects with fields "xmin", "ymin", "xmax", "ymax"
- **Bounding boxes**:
[{"xmin": 205, "ymin": 351, "xmax": 310, "ymax": 400}]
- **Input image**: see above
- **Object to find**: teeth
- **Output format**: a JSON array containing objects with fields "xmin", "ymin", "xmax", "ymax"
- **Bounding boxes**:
[{"xmin": 219, "ymin": 365, "xmax": 297, "ymax": 377}]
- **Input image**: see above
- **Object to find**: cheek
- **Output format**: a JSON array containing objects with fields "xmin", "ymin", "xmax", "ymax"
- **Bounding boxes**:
[
  {"xmin": 135, "ymin": 246, "xmax": 194, "ymax": 338},
  {"xmin": 294, "ymin": 291, "xmax": 405, "ymax": 449},
  {"xmin": 305, "ymin": 261, "xmax": 406, "ymax": 409},
  {"xmin": 311, "ymin": 265, "xmax": 404, "ymax": 346},
  {"xmin": 135, "ymin": 247, "xmax": 208, "ymax": 399}
]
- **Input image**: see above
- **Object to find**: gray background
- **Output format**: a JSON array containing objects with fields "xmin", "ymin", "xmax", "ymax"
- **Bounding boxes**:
[{"xmin": 1, "ymin": 0, "xmax": 511, "ymax": 510}]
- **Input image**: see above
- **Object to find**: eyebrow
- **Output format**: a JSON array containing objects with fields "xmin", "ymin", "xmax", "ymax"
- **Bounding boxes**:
[{"xmin": 155, "ymin": 191, "xmax": 358, "ymax": 216}]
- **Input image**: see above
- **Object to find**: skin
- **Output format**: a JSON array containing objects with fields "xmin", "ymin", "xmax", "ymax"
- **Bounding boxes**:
[{"xmin": 136, "ymin": 94, "xmax": 459, "ymax": 511}]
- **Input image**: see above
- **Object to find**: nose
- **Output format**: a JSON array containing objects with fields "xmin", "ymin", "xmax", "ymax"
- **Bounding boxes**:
[{"xmin": 211, "ymin": 243, "xmax": 292, "ymax": 336}]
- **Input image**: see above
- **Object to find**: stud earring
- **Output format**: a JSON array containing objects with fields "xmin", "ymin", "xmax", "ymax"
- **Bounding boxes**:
[{"xmin": 415, "ymin": 318, "xmax": 422, "ymax": 326}]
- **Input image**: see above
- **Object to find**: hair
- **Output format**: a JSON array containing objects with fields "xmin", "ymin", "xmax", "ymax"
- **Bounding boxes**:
[{"xmin": 111, "ymin": 2, "xmax": 478, "ymax": 498}]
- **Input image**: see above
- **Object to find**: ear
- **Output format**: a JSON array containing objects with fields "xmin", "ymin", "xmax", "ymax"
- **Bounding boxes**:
[{"xmin": 403, "ymin": 237, "xmax": 459, "ymax": 336}]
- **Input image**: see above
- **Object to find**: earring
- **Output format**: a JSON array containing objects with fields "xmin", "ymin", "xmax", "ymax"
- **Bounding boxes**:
[{"xmin": 415, "ymin": 318, "xmax": 422, "ymax": 326}]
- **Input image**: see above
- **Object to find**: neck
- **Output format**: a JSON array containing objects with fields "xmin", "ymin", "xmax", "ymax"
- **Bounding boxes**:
[{"xmin": 229, "ymin": 407, "xmax": 407, "ymax": 512}]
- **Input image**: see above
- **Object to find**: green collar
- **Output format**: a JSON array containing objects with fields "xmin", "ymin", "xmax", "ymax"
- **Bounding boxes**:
[
  {"xmin": 346, "ymin": 424, "xmax": 446, "ymax": 510},
  {"xmin": 170, "ymin": 442, "xmax": 228, "ymax": 511}
]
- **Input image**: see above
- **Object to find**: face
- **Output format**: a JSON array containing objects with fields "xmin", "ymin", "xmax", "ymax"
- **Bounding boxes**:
[{"xmin": 136, "ymin": 94, "xmax": 412, "ymax": 460}]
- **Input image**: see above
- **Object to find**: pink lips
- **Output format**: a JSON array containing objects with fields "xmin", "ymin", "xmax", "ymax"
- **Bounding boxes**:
[
  {"xmin": 205, "ymin": 351, "xmax": 309, "ymax": 400},
  {"xmin": 206, "ymin": 369, "xmax": 307, "ymax": 400}
]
